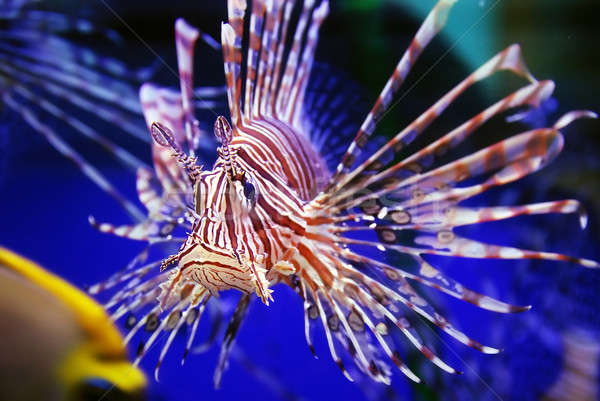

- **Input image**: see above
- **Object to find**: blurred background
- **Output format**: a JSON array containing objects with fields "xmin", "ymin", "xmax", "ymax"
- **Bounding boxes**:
[{"xmin": 1, "ymin": 0, "xmax": 599, "ymax": 400}]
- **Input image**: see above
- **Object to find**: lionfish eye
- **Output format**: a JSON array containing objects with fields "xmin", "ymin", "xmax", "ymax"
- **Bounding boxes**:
[
  {"xmin": 243, "ymin": 180, "xmax": 256, "ymax": 203},
  {"xmin": 240, "ymin": 174, "xmax": 258, "ymax": 207}
]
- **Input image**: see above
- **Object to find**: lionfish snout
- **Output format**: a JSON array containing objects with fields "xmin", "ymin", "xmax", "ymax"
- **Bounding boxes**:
[
  {"xmin": 172, "ymin": 236, "xmax": 273, "ymax": 304},
  {"xmin": 157, "ymin": 231, "xmax": 272, "ymax": 310},
  {"xmin": 176, "ymin": 241, "xmax": 248, "ymax": 294}
]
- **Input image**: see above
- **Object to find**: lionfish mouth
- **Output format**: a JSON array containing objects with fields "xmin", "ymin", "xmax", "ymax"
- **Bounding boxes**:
[{"xmin": 157, "ymin": 239, "xmax": 274, "ymax": 308}]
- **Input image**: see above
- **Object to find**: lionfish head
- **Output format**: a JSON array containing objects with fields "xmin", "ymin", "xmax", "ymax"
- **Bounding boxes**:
[{"xmin": 153, "ymin": 117, "xmax": 273, "ymax": 305}]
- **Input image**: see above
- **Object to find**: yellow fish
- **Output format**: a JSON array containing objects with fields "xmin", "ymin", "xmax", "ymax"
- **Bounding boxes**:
[{"xmin": 0, "ymin": 247, "xmax": 146, "ymax": 401}]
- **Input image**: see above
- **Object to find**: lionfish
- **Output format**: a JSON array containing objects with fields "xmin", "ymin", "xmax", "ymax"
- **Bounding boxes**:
[{"xmin": 6, "ymin": 0, "xmax": 599, "ymax": 388}]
